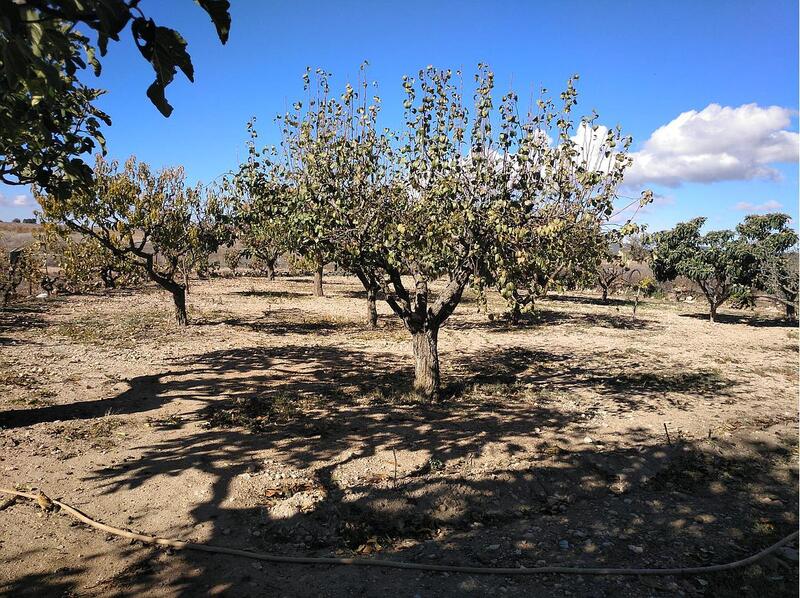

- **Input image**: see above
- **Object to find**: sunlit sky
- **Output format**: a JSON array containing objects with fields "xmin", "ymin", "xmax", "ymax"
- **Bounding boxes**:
[{"xmin": 2, "ymin": 0, "xmax": 797, "ymax": 231}]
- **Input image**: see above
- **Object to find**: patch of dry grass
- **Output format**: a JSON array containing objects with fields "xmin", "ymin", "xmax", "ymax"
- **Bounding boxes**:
[
  {"xmin": 50, "ymin": 417, "xmax": 126, "ymax": 450},
  {"xmin": 50, "ymin": 307, "xmax": 172, "ymax": 347}
]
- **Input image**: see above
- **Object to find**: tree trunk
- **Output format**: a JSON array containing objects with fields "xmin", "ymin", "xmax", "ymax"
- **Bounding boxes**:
[
  {"xmin": 172, "ymin": 287, "xmax": 188, "ymax": 326},
  {"xmin": 265, "ymin": 260, "xmax": 275, "ymax": 281},
  {"xmin": 709, "ymin": 302, "xmax": 717, "ymax": 323},
  {"xmin": 100, "ymin": 268, "xmax": 117, "ymax": 289},
  {"xmin": 367, "ymin": 284, "xmax": 378, "ymax": 328},
  {"xmin": 601, "ymin": 286, "xmax": 608, "ymax": 303},
  {"xmin": 786, "ymin": 302, "xmax": 796, "ymax": 320},
  {"xmin": 313, "ymin": 265, "xmax": 324, "ymax": 297},
  {"xmin": 412, "ymin": 327, "xmax": 440, "ymax": 400}
]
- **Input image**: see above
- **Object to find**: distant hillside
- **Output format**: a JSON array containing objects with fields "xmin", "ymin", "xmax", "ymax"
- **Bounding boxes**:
[{"xmin": 0, "ymin": 221, "xmax": 41, "ymax": 249}]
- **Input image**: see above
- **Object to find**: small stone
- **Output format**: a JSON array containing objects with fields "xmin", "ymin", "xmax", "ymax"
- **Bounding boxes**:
[
  {"xmin": 252, "ymin": 562, "xmax": 263, "ymax": 570},
  {"xmin": 583, "ymin": 436, "xmax": 593, "ymax": 444},
  {"xmin": 558, "ymin": 539, "xmax": 570, "ymax": 550},
  {"xmin": 628, "ymin": 545, "xmax": 644, "ymax": 554},
  {"xmin": 486, "ymin": 544, "xmax": 500, "ymax": 551}
]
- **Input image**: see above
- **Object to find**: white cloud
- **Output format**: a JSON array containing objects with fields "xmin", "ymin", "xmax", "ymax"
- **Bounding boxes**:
[
  {"xmin": 571, "ymin": 123, "xmax": 616, "ymax": 173},
  {"xmin": 625, "ymin": 103, "xmax": 799, "ymax": 187},
  {"xmin": 0, "ymin": 193, "xmax": 34, "ymax": 208},
  {"xmin": 733, "ymin": 199, "xmax": 783, "ymax": 213}
]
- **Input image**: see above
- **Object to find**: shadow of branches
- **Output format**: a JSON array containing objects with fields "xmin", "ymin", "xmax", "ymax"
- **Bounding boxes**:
[
  {"xmin": 0, "ymin": 302, "xmax": 50, "ymax": 344},
  {"xmin": 2, "ymin": 330, "xmax": 794, "ymax": 597},
  {"xmin": 679, "ymin": 312, "xmax": 797, "ymax": 328},
  {"xmin": 32, "ymin": 341, "xmax": 784, "ymax": 596}
]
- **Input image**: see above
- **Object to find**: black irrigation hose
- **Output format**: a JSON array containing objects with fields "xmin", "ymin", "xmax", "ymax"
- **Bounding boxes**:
[{"xmin": 1, "ymin": 488, "xmax": 797, "ymax": 576}]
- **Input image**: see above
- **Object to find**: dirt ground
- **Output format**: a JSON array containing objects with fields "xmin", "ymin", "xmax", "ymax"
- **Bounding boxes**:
[{"xmin": 0, "ymin": 275, "xmax": 797, "ymax": 597}]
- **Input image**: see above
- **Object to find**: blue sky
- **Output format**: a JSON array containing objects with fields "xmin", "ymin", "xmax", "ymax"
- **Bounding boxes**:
[{"xmin": 2, "ymin": 0, "xmax": 797, "ymax": 231}]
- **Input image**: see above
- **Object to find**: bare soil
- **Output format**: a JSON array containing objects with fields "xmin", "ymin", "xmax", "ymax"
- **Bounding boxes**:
[{"xmin": 0, "ymin": 276, "xmax": 797, "ymax": 597}]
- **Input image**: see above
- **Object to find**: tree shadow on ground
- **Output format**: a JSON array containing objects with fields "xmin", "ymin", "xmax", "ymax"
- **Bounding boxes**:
[
  {"xmin": 0, "ymin": 338, "xmax": 736, "ymax": 431},
  {"xmin": 679, "ymin": 312, "xmax": 797, "ymax": 328},
  {"xmin": 85, "ymin": 387, "xmax": 797, "ymax": 596},
  {"xmin": 195, "ymin": 305, "xmax": 402, "ymax": 337},
  {"xmin": 204, "ymin": 315, "xmax": 368, "ymax": 337},
  {"xmin": 446, "ymin": 308, "xmax": 657, "ymax": 333},
  {"xmin": 446, "ymin": 346, "xmax": 736, "ymax": 416},
  {"xmin": 544, "ymin": 293, "xmax": 638, "ymax": 308},
  {"xmin": 4, "ymin": 340, "xmax": 796, "ymax": 596},
  {"xmin": 0, "ymin": 565, "xmax": 88, "ymax": 598},
  {"xmin": 234, "ymin": 289, "xmax": 311, "ymax": 299},
  {"xmin": 0, "ymin": 372, "xmax": 172, "ymax": 429},
  {"xmin": 0, "ymin": 302, "xmax": 50, "ymax": 344}
]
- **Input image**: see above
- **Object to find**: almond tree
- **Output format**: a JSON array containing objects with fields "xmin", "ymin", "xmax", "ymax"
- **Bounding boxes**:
[
  {"xmin": 274, "ymin": 78, "xmax": 342, "ymax": 298},
  {"xmin": 37, "ymin": 226, "xmax": 144, "ymax": 292},
  {"xmin": 736, "ymin": 213, "xmax": 799, "ymax": 319},
  {"xmin": 650, "ymin": 218, "xmax": 756, "ymax": 322},
  {"xmin": 278, "ymin": 67, "xmax": 391, "ymax": 326},
  {"xmin": 592, "ymin": 224, "xmax": 650, "ymax": 303},
  {"xmin": 234, "ymin": 126, "xmax": 290, "ymax": 282},
  {"xmin": 37, "ymin": 156, "xmax": 234, "ymax": 325},
  {"xmin": 258, "ymin": 66, "xmax": 639, "ymax": 399},
  {"xmin": 475, "ymin": 86, "xmax": 647, "ymax": 320}
]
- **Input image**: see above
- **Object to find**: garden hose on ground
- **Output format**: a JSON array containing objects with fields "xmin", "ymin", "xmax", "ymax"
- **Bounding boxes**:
[{"xmin": 1, "ymin": 487, "xmax": 797, "ymax": 576}]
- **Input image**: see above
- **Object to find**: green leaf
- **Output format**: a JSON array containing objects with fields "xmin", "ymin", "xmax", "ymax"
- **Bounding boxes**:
[
  {"xmin": 146, "ymin": 80, "xmax": 173, "ymax": 117},
  {"xmin": 195, "ymin": 0, "xmax": 232, "ymax": 44}
]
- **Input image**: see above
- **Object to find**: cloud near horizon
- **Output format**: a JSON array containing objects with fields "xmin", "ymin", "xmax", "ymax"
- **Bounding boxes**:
[
  {"xmin": 733, "ymin": 199, "xmax": 783, "ymax": 213},
  {"xmin": 0, "ymin": 193, "xmax": 34, "ymax": 208},
  {"xmin": 625, "ymin": 103, "xmax": 799, "ymax": 187}
]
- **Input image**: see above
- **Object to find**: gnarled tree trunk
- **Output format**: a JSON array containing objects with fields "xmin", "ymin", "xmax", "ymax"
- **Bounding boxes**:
[
  {"xmin": 146, "ymin": 264, "xmax": 188, "ymax": 326},
  {"xmin": 313, "ymin": 264, "xmax": 324, "ymax": 297},
  {"xmin": 378, "ymin": 263, "xmax": 471, "ymax": 402},
  {"xmin": 709, "ymin": 301, "xmax": 718, "ymax": 323},
  {"xmin": 2, "ymin": 249, "xmax": 23, "ymax": 307},
  {"xmin": 265, "ymin": 260, "xmax": 276, "ymax": 281},
  {"xmin": 172, "ymin": 286, "xmax": 188, "ymax": 326},
  {"xmin": 100, "ymin": 267, "xmax": 117, "ymax": 289},
  {"xmin": 412, "ymin": 327, "xmax": 440, "ymax": 401},
  {"xmin": 367, "ymin": 284, "xmax": 378, "ymax": 328},
  {"xmin": 355, "ymin": 270, "xmax": 379, "ymax": 328},
  {"xmin": 699, "ymin": 280, "xmax": 725, "ymax": 324},
  {"xmin": 510, "ymin": 301, "xmax": 521, "ymax": 323}
]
